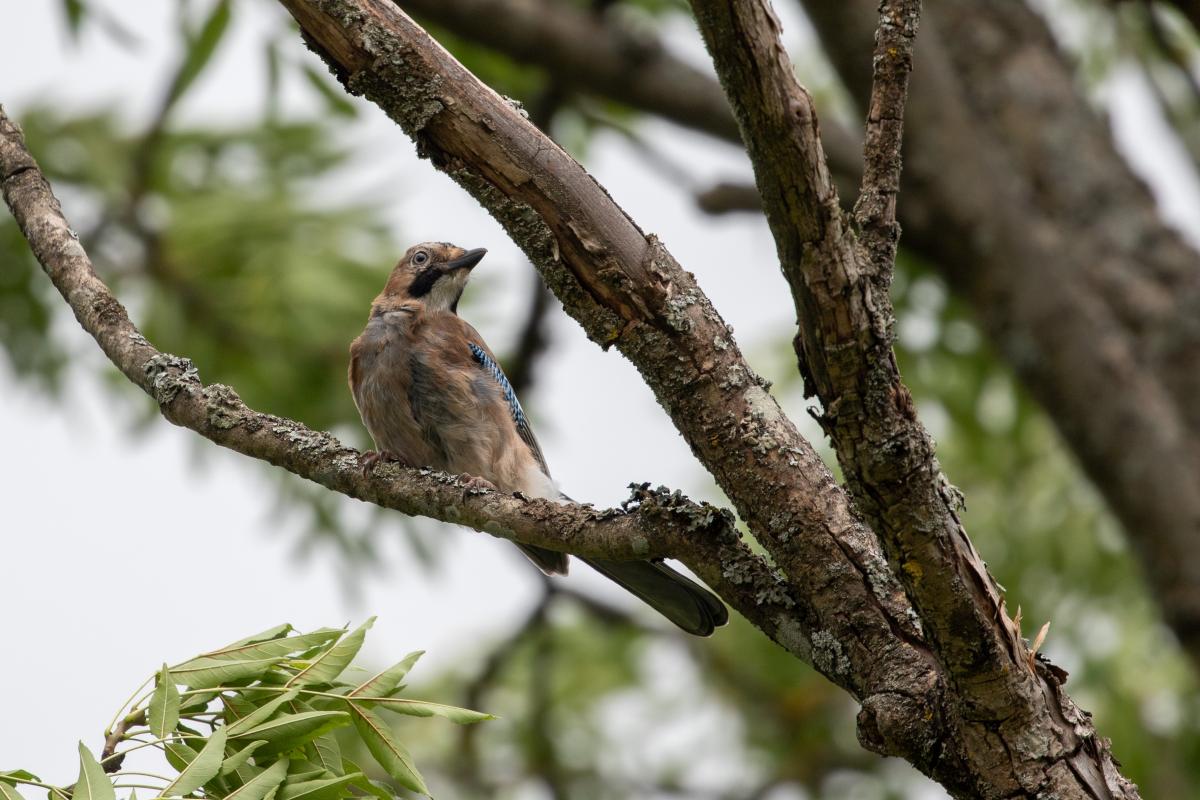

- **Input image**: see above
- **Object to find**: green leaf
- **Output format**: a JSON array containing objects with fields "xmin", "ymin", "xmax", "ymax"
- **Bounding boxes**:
[
  {"xmin": 277, "ymin": 774, "xmax": 362, "ymax": 800},
  {"xmin": 171, "ymin": 657, "xmax": 285, "ymax": 689},
  {"xmin": 228, "ymin": 624, "xmax": 293, "ymax": 647},
  {"xmin": 150, "ymin": 664, "xmax": 181, "ymax": 738},
  {"xmin": 179, "ymin": 689, "xmax": 220, "ymax": 714},
  {"xmin": 280, "ymin": 771, "xmax": 325, "ymax": 785},
  {"xmin": 222, "ymin": 693, "xmax": 259, "ymax": 723},
  {"xmin": 226, "ymin": 689, "xmax": 301, "ymax": 736},
  {"xmin": 164, "ymin": 741, "xmax": 200, "ymax": 773},
  {"xmin": 344, "ymin": 769, "xmax": 391, "ymax": 800},
  {"xmin": 286, "ymin": 619, "xmax": 374, "ymax": 688},
  {"xmin": 362, "ymin": 697, "xmax": 494, "ymax": 724},
  {"xmin": 231, "ymin": 762, "xmax": 262, "ymax": 792},
  {"xmin": 0, "ymin": 781, "xmax": 26, "ymax": 800},
  {"xmin": 163, "ymin": 727, "xmax": 227, "ymax": 796},
  {"xmin": 178, "ymin": 630, "xmax": 342, "ymax": 668},
  {"xmin": 222, "ymin": 758, "xmax": 288, "ymax": 800},
  {"xmin": 0, "ymin": 774, "xmax": 39, "ymax": 784},
  {"xmin": 164, "ymin": 0, "xmax": 233, "ymax": 112},
  {"xmin": 232, "ymin": 711, "xmax": 350, "ymax": 755},
  {"xmin": 304, "ymin": 736, "xmax": 342, "ymax": 777},
  {"xmin": 219, "ymin": 741, "xmax": 268, "ymax": 777},
  {"xmin": 349, "ymin": 706, "xmax": 428, "ymax": 796},
  {"xmin": 347, "ymin": 651, "xmax": 423, "ymax": 700},
  {"xmin": 73, "ymin": 744, "xmax": 114, "ymax": 800},
  {"xmin": 300, "ymin": 65, "xmax": 358, "ymax": 118}
]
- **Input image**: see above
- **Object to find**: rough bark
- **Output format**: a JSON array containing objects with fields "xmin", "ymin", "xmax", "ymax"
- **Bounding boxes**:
[
  {"xmin": 802, "ymin": 0, "xmax": 1200, "ymax": 668},
  {"xmin": 689, "ymin": 1, "xmax": 1137, "ymax": 796},
  {"xmin": 252, "ymin": 1, "xmax": 1140, "ymax": 796},
  {"xmin": 0, "ymin": 105, "xmax": 803, "ymax": 659},
  {"xmin": 1, "ymin": 0, "xmax": 1155, "ymax": 793},
  {"xmin": 399, "ymin": 0, "xmax": 868, "ymax": 185},
  {"xmin": 398, "ymin": 0, "xmax": 1200, "ymax": 672},
  {"xmin": 273, "ymin": 3, "xmax": 954, "ymax": 746}
]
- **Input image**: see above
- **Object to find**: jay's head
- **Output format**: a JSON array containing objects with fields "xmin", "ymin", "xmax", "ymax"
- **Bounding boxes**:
[{"xmin": 380, "ymin": 242, "xmax": 487, "ymax": 313}]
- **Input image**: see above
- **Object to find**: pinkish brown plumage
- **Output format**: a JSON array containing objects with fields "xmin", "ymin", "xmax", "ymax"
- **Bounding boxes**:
[{"xmin": 350, "ymin": 242, "xmax": 728, "ymax": 635}]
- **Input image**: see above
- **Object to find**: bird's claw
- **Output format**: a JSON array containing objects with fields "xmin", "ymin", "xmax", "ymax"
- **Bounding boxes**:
[
  {"xmin": 458, "ymin": 474, "xmax": 497, "ymax": 497},
  {"xmin": 359, "ymin": 449, "xmax": 407, "ymax": 476}
]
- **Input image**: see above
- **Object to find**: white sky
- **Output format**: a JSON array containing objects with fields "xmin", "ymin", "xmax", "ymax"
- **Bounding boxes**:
[{"xmin": 2, "ymin": 1, "xmax": 1198, "ymax": 797}]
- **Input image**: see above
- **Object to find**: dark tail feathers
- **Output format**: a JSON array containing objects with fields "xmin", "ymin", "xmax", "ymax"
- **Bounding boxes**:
[
  {"xmin": 583, "ymin": 557, "xmax": 729, "ymax": 636},
  {"xmin": 517, "ymin": 543, "xmax": 570, "ymax": 576}
]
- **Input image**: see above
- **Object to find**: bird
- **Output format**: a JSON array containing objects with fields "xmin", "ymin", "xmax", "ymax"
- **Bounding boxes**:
[{"xmin": 349, "ymin": 242, "xmax": 728, "ymax": 636}]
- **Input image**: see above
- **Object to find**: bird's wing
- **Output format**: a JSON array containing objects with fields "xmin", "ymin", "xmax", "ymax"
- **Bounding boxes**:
[
  {"xmin": 463, "ymin": 332, "xmax": 551, "ymax": 476},
  {"xmin": 347, "ymin": 336, "xmax": 368, "ymax": 419}
]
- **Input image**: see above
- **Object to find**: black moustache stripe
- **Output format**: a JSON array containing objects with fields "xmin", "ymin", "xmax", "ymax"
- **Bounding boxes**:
[{"xmin": 408, "ymin": 266, "xmax": 441, "ymax": 298}]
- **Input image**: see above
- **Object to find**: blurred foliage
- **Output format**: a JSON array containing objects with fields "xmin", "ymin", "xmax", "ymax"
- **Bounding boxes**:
[
  {"xmin": 1033, "ymin": 0, "xmax": 1200, "ymax": 170},
  {"xmin": 8, "ymin": 108, "xmax": 390, "ymax": 431},
  {"xmin": 4, "ymin": 0, "xmax": 1200, "ymax": 798}
]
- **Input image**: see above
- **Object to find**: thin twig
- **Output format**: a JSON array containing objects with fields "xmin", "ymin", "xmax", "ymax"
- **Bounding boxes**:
[{"xmin": 853, "ymin": 0, "xmax": 920, "ymax": 277}]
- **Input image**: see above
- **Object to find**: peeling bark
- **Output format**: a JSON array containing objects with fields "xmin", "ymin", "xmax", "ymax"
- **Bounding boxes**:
[
  {"xmin": 803, "ymin": 0, "xmax": 1200, "ymax": 670},
  {"xmin": 404, "ymin": 0, "xmax": 1200, "ymax": 671},
  {"xmin": 689, "ymin": 0, "xmax": 1136, "ymax": 795},
  {"xmin": 273, "ymin": 8, "xmax": 944, "ymax": 742}
]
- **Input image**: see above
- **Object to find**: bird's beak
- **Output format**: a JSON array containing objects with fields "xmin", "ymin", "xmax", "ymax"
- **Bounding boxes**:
[{"xmin": 446, "ymin": 248, "xmax": 487, "ymax": 272}]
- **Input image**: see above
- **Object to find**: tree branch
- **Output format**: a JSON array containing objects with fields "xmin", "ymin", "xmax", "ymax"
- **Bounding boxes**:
[
  {"xmin": 404, "ymin": 0, "xmax": 1200, "ymax": 671},
  {"xmin": 853, "ymin": 0, "xmax": 918, "ymax": 274},
  {"xmin": 688, "ymin": 0, "xmax": 1136, "ymax": 796},
  {"xmin": 0, "ymin": 104, "xmax": 796, "ymax": 656},
  {"xmin": 399, "ymin": 0, "xmax": 737, "ymax": 143},
  {"xmin": 401, "ymin": 0, "xmax": 868, "ymax": 190},
  {"xmin": 275, "ymin": 1, "xmax": 1141, "ymax": 795},
  {"xmin": 804, "ymin": 0, "xmax": 1200, "ymax": 670},
  {"xmin": 3, "ymin": 0, "xmax": 1144, "ymax": 791},
  {"xmin": 275, "ymin": 0, "xmax": 972, "ymax": 778}
]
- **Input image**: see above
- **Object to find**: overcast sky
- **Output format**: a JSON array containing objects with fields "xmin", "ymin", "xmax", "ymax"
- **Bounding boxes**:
[{"xmin": 2, "ymin": 1, "xmax": 1198, "ymax": 796}]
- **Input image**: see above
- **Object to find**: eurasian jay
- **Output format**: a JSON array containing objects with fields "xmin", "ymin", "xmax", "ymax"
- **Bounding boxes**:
[{"xmin": 350, "ymin": 242, "xmax": 728, "ymax": 636}]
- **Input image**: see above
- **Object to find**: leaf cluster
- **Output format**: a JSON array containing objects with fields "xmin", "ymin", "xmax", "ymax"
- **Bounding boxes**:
[{"xmin": 0, "ymin": 621, "xmax": 493, "ymax": 800}]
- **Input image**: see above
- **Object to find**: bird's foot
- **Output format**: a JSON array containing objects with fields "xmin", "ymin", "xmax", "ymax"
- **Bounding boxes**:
[
  {"xmin": 458, "ymin": 474, "xmax": 497, "ymax": 497},
  {"xmin": 359, "ymin": 449, "xmax": 408, "ymax": 476}
]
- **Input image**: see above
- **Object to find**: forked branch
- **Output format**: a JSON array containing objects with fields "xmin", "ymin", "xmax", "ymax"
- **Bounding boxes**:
[{"xmin": 689, "ymin": 0, "xmax": 1136, "ymax": 795}]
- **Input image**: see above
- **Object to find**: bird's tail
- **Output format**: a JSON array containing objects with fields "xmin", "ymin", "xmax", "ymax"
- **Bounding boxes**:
[
  {"xmin": 517, "ymin": 543, "xmax": 570, "ymax": 576},
  {"xmin": 582, "ymin": 557, "xmax": 729, "ymax": 636}
]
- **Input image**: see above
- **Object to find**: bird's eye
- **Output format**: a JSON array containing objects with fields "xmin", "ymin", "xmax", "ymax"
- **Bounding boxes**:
[{"xmin": 412, "ymin": 250, "xmax": 430, "ymax": 266}]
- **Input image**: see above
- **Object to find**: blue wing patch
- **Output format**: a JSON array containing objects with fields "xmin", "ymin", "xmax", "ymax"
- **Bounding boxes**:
[
  {"xmin": 469, "ymin": 343, "xmax": 526, "ymax": 426},
  {"xmin": 468, "ymin": 342, "xmax": 549, "ymax": 473}
]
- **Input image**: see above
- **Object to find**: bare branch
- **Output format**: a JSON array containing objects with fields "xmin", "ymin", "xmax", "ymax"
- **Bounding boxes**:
[
  {"xmin": 853, "ymin": 0, "xmax": 919, "ymax": 274},
  {"xmin": 0, "ymin": 105, "xmax": 797, "ymax": 656},
  {"xmin": 275, "ymin": 0, "xmax": 968, "ymax": 776},
  {"xmin": 412, "ymin": 0, "xmax": 1200, "ymax": 673},
  {"xmin": 805, "ymin": 0, "xmax": 1200, "ymax": 670},
  {"xmin": 400, "ymin": 0, "xmax": 738, "ymax": 143},
  {"xmin": 695, "ymin": 181, "xmax": 761, "ymax": 215},
  {"xmin": 402, "ymin": 0, "xmax": 867, "ymax": 184},
  {"xmin": 688, "ymin": 0, "xmax": 1137, "ymax": 795}
]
